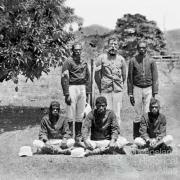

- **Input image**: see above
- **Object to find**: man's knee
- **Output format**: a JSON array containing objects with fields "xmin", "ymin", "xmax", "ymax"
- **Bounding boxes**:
[
  {"xmin": 134, "ymin": 137, "xmax": 146, "ymax": 147},
  {"xmin": 95, "ymin": 140, "xmax": 110, "ymax": 148},
  {"xmin": 67, "ymin": 138, "xmax": 75, "ymax": 148},
  {"xmin": 117, "ymin": 136, "xmax": 129, "ymax": 147},
  {"xmin": 33, "ymin": 139, "xmax": 45, "ymax": 149},
  {"xmin": 163, "ymin": 135, "xmax": 173, "ymax": 145}
]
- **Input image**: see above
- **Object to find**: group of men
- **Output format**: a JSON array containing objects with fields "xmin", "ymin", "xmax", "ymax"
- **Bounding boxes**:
[{"xmin": 33, "ymin": 37, "xmax": 173, "ymax": 156}]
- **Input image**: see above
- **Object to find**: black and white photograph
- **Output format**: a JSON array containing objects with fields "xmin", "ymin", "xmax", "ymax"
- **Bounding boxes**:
[{"xmin": 0, "ymin": 0, "xmax": 179, "ymax": 179}]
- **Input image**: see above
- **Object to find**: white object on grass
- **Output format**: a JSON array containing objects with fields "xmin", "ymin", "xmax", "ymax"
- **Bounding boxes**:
[
  {"xmin": 71, "ymin": 147, "xmax": 85, "ymax": 158},
  {"xmin": 18, "ymin": 146, "xmax": 33, "ymax": 157}
]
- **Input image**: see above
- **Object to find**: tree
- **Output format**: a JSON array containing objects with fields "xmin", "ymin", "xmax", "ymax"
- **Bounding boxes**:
[
  {"xmin": 0, "ymin": 0, "xmax": 81, "ymax": 83},
  {"xmin": 115, "ymin": 14, "xmax": 166, "ymax": 59}
]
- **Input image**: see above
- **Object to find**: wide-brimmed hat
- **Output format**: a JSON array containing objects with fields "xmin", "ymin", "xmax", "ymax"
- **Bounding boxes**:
[
  {"xmin": 71, "ymin": 147, "xmax": 85, "ymax": 158},
  {"xmin": 18, "ymin": 146, "xmax": 33, "ymax": 157}
]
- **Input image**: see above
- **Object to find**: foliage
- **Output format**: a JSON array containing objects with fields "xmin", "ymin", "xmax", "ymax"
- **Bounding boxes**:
[
  {"xmin": 115, "ymin": 14, "xmax": 166, "ymax": 59},
  {"xmin": 0, "ymin": 0, "xmax": 80, "ymax": 82}
]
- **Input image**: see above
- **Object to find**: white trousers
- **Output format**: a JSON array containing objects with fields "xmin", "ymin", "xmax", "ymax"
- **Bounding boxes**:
[
  {"xmin": 88, "ymin": 136, "xmax": 129, "ymax": 149},
  {"xmin": 101, "ymin": 92, "xmax": 123, "ymax": 125},
  {"xmin": 66, "ymin": 85, "xmax": 86, "ymax": 122},
  {"xmin": 33, "ymin": 139, "xmax": 75, "ymax": 150},
  {"xmin": 134, "ymin": 135, "xmax": 173, "ymax": 147},
  {"xmin": 133, "ymin": 86, "xmax": 152, "ymax": 122}
]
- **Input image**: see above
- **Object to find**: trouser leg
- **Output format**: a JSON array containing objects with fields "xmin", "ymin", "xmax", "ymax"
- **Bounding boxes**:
[
  {"xmin": 112, "ymin": 92, "xmax": 123, "ymax": 126},
  {"xmin": 75, "ymin": 122, "xmax": 82, "ymax": 140},
  {"xmin": 133, "ymin": 86, "xmax": 143, "ymax": 139}
]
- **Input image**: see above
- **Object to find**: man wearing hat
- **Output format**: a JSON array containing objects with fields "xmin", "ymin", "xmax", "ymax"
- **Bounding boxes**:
[
  {"xmin": 82, "ymin": 96, "xmax": 129, "ymax": 156},
  {"xmin": 33, "ymin": 101, "xmax": 75, "ymax": 154},
  {"xmin": 133, "ymin": 98, "xmax": 173, "ymax": 154}
]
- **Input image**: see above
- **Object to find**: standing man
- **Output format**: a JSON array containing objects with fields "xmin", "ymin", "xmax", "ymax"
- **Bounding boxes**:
[
  {"xmin": 94, "ymin": 37, "xmax": 126, "ymax": 125},
  {"xmin": 127, "ymin": 41, "xmax": 159, "ymax": 139},
  {"xmin": 61, "ymin": 42, "xmax": 91, "ymax": 143}
]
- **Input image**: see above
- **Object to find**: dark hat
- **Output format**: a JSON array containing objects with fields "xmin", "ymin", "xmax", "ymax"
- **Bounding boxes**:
[
  {"xmin": 149, "ymin": 98, "xmax": 160, "ymax": 110},
  {"xmin": 95, "ymin": 96, "xmax": 107, "ymax": 106},
  {"xmin": 50, "ymin": 101, "xmax": 60, "ymax": 109}
]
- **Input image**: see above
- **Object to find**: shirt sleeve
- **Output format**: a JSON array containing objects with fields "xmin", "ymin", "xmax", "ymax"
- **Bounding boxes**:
[
  {"xmin": 151, "ymin": 60, "xmax": 159, "ymax": 95},
  {"xmin": 127, "ymin": 59, "xmax": 134, "ymax": 95},
  {"xmin": 61, "ymin": 60, "xmax": 70, "ymax": 96},
  {"xmin": 39, "ymin": 117, "xmax": 48, "ymax": 142},
  {"xmin": 156, "ymin": 115, "xmax": 166, "ymax": 141},
  {"xmin": 110, "ymin": 111, "xmax": 120, "ymax": 140},
  {"xmin": 82, "ymin": 112, "xmax": 92, "ymax": 140},
  {"xmin": 121, "ymin": 57, "xmax": 126, "ymax": 83},
  {"xmin": 139, "ymin": 115, "xmax": 150, "ymax": 142},
  {"xmin": 85, "ymin": 63, "xmax": 91, "ymax": 94},
  {"xmin": 94, "ymin": 56, "xmax": 102, "ymax": 92}
]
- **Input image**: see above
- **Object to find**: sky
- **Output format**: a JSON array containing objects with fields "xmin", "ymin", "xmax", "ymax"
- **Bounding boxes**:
[{"xmin": 66, "ymin": 0, "xmax": 180, "ymax": 31}]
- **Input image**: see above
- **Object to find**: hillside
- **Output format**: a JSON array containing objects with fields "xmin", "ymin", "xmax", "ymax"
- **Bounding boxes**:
[
  {"xmin": 75, "ymin": 24, "xmax": 111, "ymax": 36},
  {"xmin": 165, "ymin": 29, "xmax": 180, "ymax": 52}
]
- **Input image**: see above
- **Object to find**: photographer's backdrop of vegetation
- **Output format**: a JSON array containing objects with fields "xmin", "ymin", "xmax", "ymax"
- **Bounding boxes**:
[{"xmin": 0, "ymin": 0, "xmax": 179, "ymax": 107}]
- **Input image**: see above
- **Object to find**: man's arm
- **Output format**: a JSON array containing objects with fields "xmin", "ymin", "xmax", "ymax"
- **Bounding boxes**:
[
  {"xmin": 110, "ymin": 111, "xmax": 120, "ymax": 141},
  {"xmin": 139, "ymin": 115, "xmax": 150, "ymax": 142},
  {"xmin": 121, "ymin": 57, "xmax": 126, "ymax": 84},
  {"xmin": 85, "ymin": 63, "xmax": 91, "ymax": 95},
  {"xmin": 82, "ymin": 112, "xmax": 92, "ymax": 141},
  {"xmin": 39, "ymin": 117, "xmax": 48, "ymax": 143},
  {"xmin": 127, "ymin": 59, "xmax": 134, "ymax": 96},
  {"xmin": 151, "ymin": 60, "xmax": 159, "ymax": 96},
  {"xmin": 82, "ymin": 112, "xmax": 94, "ymax": 150},
  {"xmin": 62, "ymin": 117, "xmax": 72, "ymax": 139},
  {"xmin": 94, "ymin": 56, "xmax": 103, "ymax": 93},
  {"xmin": 156, "ymin": 115, "xmax": 166, "ymax": 141},
  {"xmin": 61, "ymin": 60, "xmax": 70, "ymax": 96}
]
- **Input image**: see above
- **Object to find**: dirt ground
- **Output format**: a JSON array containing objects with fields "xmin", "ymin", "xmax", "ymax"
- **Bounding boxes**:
[{"xmin": 0, "ymin": 64, "xmax": 180, "ymax": 180}]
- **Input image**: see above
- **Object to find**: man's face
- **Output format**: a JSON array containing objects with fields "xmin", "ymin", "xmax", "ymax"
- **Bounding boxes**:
[
  {"xmin": 150, "ymin": 103, "xmax": 159, "ymax": 115},
  {"xmin": 72, "ymin": 44, "xmax": 82, "ymax": 58},
  {"xmin": 96, "ymin": 103, "xmax": 107, "ymax": 114},
  {"xmin": 138, "ymin": 42, "xmax": 147, "ymax": 55},
  {"xmin": 51, "ymin": 106, "xmax": 60, "ymax": 117},
  {"xmin": 108, "ymin": 39, "xmax": 118, "ymax": 56}
]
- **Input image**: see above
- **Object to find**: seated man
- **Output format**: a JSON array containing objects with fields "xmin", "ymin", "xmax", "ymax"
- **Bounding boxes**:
[
  {"xmin": 33, "ymin": 101, "xmax": 75, "ymax": 154},
  {"xmin": 82, "ymin": 96, "xmax": 129, "ymax": 156},
  {"xmin": 134, "ymin": 98, "xmax": 173, "ymax": 154}
]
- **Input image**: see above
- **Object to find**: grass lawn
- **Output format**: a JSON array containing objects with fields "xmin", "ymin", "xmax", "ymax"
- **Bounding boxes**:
[{"xmin": 0, "ymin": 65, "xmax": 180, "ymax": 180}]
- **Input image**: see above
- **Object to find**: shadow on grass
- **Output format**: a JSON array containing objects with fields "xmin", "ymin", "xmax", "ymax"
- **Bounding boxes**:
[{"xmin": 0, "ymin": 106, "xmax": 49, "ymax": 134}]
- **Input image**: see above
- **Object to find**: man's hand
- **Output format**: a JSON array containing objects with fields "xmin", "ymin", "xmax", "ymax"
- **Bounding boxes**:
[
  {"xmin": 84, "ymin": 140, "xmax": 94, "ymax": 150},
  {"xmin": 42, "ymin": 138, "xmax": 48, "ymax": 143},
  {"xmin": 61, "ymin": 138, "xmax": 68, "ymax": 149},
  {"xmin": 149, "ymin": 138, "xmax": 157, "ymax": 148},
  {"xmin": 130, "ymin": 95, "xmax": 135, "ymax": 106},
  {"xmin": 65, "ymin": 95, "xmax": 71, "ymax": 105},
  {"xmin": 108, "ymin": 139, "xmax": 117, "ymax": 151}
]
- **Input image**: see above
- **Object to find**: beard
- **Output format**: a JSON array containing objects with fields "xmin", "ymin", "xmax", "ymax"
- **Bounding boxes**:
[{"xmin": 108, "ymin": 48, "xmax": 117, "ymax": 56}]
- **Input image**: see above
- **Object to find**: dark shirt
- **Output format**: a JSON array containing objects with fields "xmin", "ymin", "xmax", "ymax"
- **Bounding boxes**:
[
  {"xmin": 127, "ymin": 54, "xmax": 158, "ymax": 95},
  {"xmin": 61, "ymin": 57, "xmax": 91, "ymax": 96},
  {"xmin": 39, "ymin": 114, "xmax": 71, "ymax": 142},
  {"xmin": 139, "ymin": 112, "xmax": 166, "ymax": 141},
  {"xmin": 82, "ymin": 109, "xmax": 120, "ymax": 141}
]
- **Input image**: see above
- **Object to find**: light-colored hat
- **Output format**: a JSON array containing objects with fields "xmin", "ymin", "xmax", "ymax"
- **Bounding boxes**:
[
  {"xmin": 18, "ymin": 146, "xmax": 33, "ymax": 157},
  {"xmin": 134, "ymin": 137, "xmax": 146, "ymax": 146},
  {"xmin": 163, "ymin": 135, "xmax": 173, "ymax": 145},
  {"xmin": 71, "ymin": 147, "xmax": 85, "ymax": 158}
]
